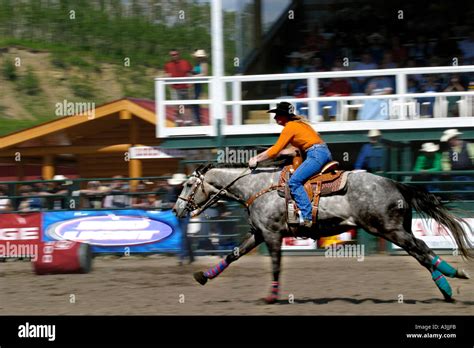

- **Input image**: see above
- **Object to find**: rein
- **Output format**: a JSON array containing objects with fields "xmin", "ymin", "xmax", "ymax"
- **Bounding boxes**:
[
  {"xmin": 182, "ymin": 166, "xmax": 284, "ymax": 218},
  {"xmin": 186, "ymin": 167, "xmax": 251, "ymax": 217}
]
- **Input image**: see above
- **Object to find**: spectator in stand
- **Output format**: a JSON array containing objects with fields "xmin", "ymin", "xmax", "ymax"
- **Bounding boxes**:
[
  {"xmin": 305, "ymin": 57, "xmax": 325, "ymax": 72},
  {"xmin": 409, "ymin": 35, "xmax": 430, "ymax": 65},
  {"xmin": 354, "ymin": 52, "xmax": 377, "ymax": 93},
  {"xmin": 358, "ymin": 75, "xmax": 393, "ymax": 120},
  {"xmin": 443, "ymin": 74, "xmax": 466, "ymax": 117},
  {"xmin": 414, "ymin": 142, "xmax": 442, "ymax": 172},
  {"xmin": 73, "ymin": 181, "xmax": 106, "ymax": 209},
  {"xmin": 17, "ymin": 185, "xmax": 43, "ymax": 212},
  {"xmin": 380, "ymin": 52, "xmax": 397, "ymax": 69},
  {"xmin": 0, "ymin": 185, "xmax": 13, "ymax": 212},
  {"xmin": 407, "ymin": 77, "xmax": 419, "ymax": 93},
  {"xmin": 133, "ymin": 193, "xmax": 162, "ymax": 210},
  {"xmin": 440, "ymin": 129, "xmax": 474, "ymax": 195},
  {"xmin": 320, "ymin": 38, "xmax": 338, "ymax": 70},
  {"xmin": 283, "ymin": 51, "xmax": 305, "ymax": 95},
  {"xmin": 367, "ymin": 32, "xmax": 385, "ymax": 65},
  {"xmin": 319, "ymin": 65, "xmax": 352, "ymax": 120},
  {"xmin": 458, "ymin": 29, "xmax": 474, "ymax": 64},
  {"xmin": 417, "ymin": 75, "xmax": 440, "ymax": 117},
  {"xmin": 103, "ymin": 176, "xmax": 130, "ymax": 209},
  {"xmin": 166, "ymin": 173, "xmax": 194, "ymax": 265},
  {"xmin": 191, "ymin": 49, "xmax": 209, "ymax": 125},
  {"xmin": 44, "ymin": 175, "xmax": 69, "ymax": 210},
  {"xmin": 355, "ymin": 129, "xmax": 387, "ymax": 173},
  {"xmin": 413, "ymin": 142, "xmax": 442, "ymax": 192},
  {"xmin": 164, "ymin": 49, "xmax": 193, "ymax": 126}
]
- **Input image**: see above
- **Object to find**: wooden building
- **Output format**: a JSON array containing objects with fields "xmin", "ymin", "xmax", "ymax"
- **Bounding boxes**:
[{"xmin": 0, "ymin": 98, "xmax": 179, "ymax": 181}]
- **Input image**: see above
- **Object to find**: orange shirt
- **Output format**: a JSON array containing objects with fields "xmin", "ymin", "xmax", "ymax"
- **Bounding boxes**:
[{"xmin": 267, "ymin": 121, "xmax": 323, "ymax": 158}]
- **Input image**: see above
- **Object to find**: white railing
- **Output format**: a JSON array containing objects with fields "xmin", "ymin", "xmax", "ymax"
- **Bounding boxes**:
[{"xmin": 155, "ymin": 66, "xmax": 474, "ymax": 138}]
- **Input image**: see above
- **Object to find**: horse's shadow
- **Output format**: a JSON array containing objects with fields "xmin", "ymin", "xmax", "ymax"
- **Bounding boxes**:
[{"xmin": 271, "ymin": 297, "xmax": 474, "ymax": 305}]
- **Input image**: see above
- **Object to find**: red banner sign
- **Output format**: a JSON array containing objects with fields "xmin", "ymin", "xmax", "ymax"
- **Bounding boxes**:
[{"xmin": 0, "ymin": 213, "xmax": 42, "ymax": 258}]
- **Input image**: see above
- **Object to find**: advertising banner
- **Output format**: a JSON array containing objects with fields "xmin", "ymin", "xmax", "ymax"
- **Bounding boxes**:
[
  {"xmin": 42, "ymin": 210, "xmax": 182, "ymax": 253},
  {"xmin": 282, "ymin": 237, "xmax": 317, "ymax": 250},
  {"xmin": 392, "ymin": 218, "xmax": 474, "ymax": 250},
  {"xmin": 0, "ymin": 213, "xmax": 41, "ymax": 259}
]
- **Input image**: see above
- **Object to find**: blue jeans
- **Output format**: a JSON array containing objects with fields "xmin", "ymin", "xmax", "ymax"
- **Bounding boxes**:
[{"xmin": 288, "ymin": 144, "xmax": 332, "ymax": 221}]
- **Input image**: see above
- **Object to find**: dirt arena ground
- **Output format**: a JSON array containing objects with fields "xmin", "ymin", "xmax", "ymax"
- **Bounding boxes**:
[{"xmin": 1, "ymin": 254, "xmax": 473, "ymax": 315}]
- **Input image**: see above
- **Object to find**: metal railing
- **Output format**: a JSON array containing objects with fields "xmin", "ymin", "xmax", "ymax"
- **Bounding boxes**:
[{"xmin": 155, "ymin": 65, "xmax": 474, "ymax": 138}]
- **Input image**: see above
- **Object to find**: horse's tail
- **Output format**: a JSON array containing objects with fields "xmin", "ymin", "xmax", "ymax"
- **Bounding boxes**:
[{"xmin": 394, "ymin": 181, "xmax": 474, "ymax": 260}]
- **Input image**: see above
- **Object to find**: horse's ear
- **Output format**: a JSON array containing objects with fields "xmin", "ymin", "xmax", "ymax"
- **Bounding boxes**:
[
  {"xmin": 198, "ymin": 163, "xmax": 213, "ymax": 175},
  {"xmin": 195, "ymin": 164, "xmax": 204, "ymax": 175}
]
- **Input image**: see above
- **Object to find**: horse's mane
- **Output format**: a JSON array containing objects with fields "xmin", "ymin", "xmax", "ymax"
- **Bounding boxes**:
[{"xmin": 196, "ymin": 155, "xmax": 294, "ymax": 174}]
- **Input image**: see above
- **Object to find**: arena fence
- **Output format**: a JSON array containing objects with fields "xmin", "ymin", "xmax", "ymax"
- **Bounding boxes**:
[
  {"xmin": 1, "ymin": 170, "xmax": 473, "ymax": 256},
  {"xmin": 0, "ymin": 175, "xmax": 249, "ymax": 257}
]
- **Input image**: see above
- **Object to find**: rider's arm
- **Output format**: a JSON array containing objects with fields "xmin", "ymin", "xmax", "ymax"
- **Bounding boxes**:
[
  {"xmin": 266, "ymin": 124, "xmax": 295, "ymax": 158},
  {"xmin": 278, "ymin": 145, "xmax": 299, "ymax": 156}
]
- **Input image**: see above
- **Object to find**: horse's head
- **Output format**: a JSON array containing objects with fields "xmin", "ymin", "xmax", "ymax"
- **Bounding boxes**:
[{"xmin": 172, "ymin": 163, "xmax": 217, "ymax": 218}]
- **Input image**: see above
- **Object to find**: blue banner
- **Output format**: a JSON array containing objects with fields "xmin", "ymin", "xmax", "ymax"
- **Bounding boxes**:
[{"xmin": 42, "ymin": 210, "xmax": 182, "ymax": 253}]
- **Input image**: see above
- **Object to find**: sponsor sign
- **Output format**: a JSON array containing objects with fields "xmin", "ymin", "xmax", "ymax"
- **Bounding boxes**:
[
  {"xmin": 0, "ymin": 213, "xmax": 41, "ymax": 258},
  {"xmin": 129, "ymin": 146, "xmax": 185, "ymax": 159},
  {"xmin": 282, "ymin": 237, "xmax": 317, "ymax": 250},
  {"xmin": 42, "ymin": 210, "xmax": 181, "ymax": 253},
  {"xmin": 392, "ymin": 218, "xmax": 474, "ymax": 250}
]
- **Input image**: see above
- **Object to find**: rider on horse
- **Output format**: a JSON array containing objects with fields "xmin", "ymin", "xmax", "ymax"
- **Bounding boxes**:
[{"xmin": 248, "ymin": 101, "xmax": 333, "ymax": 228}]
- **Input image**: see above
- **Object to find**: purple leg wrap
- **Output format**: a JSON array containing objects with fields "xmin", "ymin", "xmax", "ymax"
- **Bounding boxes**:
[{"xmin": 204, "ymin": 259, "xmax": 229, "ymax": 279}]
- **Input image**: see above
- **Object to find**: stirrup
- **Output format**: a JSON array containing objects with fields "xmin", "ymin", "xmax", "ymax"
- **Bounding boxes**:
[{"xmin": 287, "ymin": 201, "xmax": 299, "ymax": 225}]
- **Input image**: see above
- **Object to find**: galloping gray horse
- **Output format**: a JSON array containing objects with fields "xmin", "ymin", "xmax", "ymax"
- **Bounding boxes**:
[{"xmin": 173, "ymin": 162, "xmax": 473, "ymax": 303}]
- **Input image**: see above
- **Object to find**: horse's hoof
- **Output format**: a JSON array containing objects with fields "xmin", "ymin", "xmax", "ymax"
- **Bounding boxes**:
[
  {"xmin": 444, "ymin": 296, "xmax": 456, "ymax": 303},
  {"xmin": 262, "ymin": 296, "xmax": 278, "ymax": 304},
  {"xmin": 193, "ymin": 271, "xmax": 208, "ymax": 285},
  {"xmin": 456, "ymin": 268, "xmax": 470, "ymax": 279}
]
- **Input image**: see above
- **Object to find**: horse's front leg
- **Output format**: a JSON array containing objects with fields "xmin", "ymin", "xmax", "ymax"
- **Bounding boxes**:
[
  {"xmin": 194, "ymin": 231, "xmax": 263, "ymax": 285},
  {"xmin": 263, "ymin": 230, "xmax": 283, "ymax": 304}
]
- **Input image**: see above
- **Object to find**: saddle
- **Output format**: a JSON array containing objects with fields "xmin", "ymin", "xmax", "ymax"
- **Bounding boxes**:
[{"xmin": 278, "ymin": 157, "xmax": 350, "ymax": 227}]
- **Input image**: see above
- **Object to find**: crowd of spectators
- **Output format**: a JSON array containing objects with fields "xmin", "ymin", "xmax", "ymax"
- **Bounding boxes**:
[
  {"xmin": 354, "ymin": 128, "xmax": 474, "ymax": 197},
  {"xmin": 0, "ymin": 175, "xmax": 176, "ymax": 212},
  {"xmin": 281, "ymin": 2, "xmax": 474, "ymax": 119}
]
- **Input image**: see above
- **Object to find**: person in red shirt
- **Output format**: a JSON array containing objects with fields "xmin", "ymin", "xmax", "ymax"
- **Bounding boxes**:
[{"xmin": 164, "ymin": 49, "xmax": 193, "ymax": 126}]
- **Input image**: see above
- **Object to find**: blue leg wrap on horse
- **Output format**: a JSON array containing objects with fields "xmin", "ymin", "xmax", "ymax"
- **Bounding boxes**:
[
  {"xmin": 432, "ymin": 256, "xmax": 457, "ymax": 278},
  {"xmin": 204, "ymin": 259, "xmax": 228, "ymax": 279},
  {"xmin": 432, "ymin": 270, "xmax": 452, "ymax": 297}
]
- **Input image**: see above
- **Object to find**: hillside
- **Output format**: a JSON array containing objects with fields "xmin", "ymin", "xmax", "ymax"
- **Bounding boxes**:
[
  {"xmin": 0, "ymin": 46, "xmax": 161, "ymax": 135},
  {"xmin": 0, "ymin": 0, "xmax": 237, "ymax": 136}
]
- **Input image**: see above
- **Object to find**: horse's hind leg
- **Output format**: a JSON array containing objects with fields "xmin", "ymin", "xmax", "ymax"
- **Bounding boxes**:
[
  {"xmin": 193, "ymin": 231, "xmax": 263, "ymax": 285},
  {"xmin": 381, "ymin": 227, "xmax": 461, "ymax": 301}
]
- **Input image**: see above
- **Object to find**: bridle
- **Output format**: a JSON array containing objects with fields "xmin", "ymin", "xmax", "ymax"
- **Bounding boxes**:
[
  {"xmin": 177, "ymin": 165, "xmax": 285, "ymax": 218},
  {"xmin": 177, "ymin": 167, "xmax": 251, "ymax": 217}
]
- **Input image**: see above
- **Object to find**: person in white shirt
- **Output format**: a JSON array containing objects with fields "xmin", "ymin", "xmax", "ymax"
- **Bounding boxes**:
[{"xmin": 0, "ymin": 185, "xmax": 12, "ymax": 212}]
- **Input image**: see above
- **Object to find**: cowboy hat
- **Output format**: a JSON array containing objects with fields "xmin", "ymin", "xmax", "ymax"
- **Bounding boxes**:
[
  {"xmin": 167, "ymin": 173, "xmax": 187, "ymax": 185},
  {"xmin": 267, "ymin": 101, "xmax": 296, "ymax": 116},
  {"xmin": 53, "ymin": 175, "xmax": 68, "ymax": 181},
  {"xmin": 192, "ymin": 49, "xmax": 208, "ymax": 58},
  {"xmin": 440, "ymin": 129, "xmax": 463, "ymax": 142},
  {"xmin": 420, "ymin": 142, "xmax": 439, "ymax": 152},
  {"xmin": 367, "ymin": 129, "xmax": 381, "ymax": 137}
]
